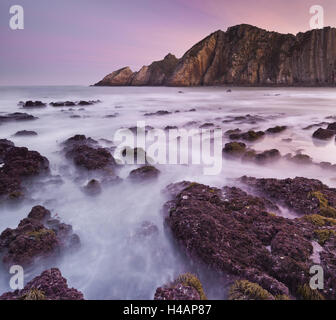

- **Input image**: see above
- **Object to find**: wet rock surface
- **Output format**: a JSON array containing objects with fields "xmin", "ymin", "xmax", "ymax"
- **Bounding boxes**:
[
  {"xmin": 313, "ymin": 128, "xmax": 335, "ymax": 140},
  {"xmin": 240, "ymin": 176, "xmax": 336, "ymax": 216},
  {"xmin": 0, "ymin": 140, "xmax": 49, "ymax": 200},
  {"xmin": 13, "ymin": 130, "xmax": 38, "ymax": 137},
  {"xmin": 266, "ymin": 126, "xmax": 287, "ymax": 134},
  {"xmin": 21, "ymin": 101, "xmax": 46, "ymax": 108},
  {"xmin": 129, "ymin": 165, "xmax": 160, "ymax": 181},
  {"xmin": 0, "ymin": 112, "xmax": 37, "ymax": 123},
  {"xmin": 50, "ymin": 100, "xmax": 100, "ymax": 107},
  {"xmin": 144, "ymin": 110, "xmax": 171, "ymax": 116},
  {"xmin": 229, "ymin": 130, "xmax": 265, "ymax": 142},
  {"xmin": 154, "ymin": 273, "xmax": 206, "ymax": 300},
  {"xmin": 164, "ymin": 181, "xmax": 336, "ymax": 299},
  {"xmin": 0, "ymin": 205, "xmax": 80, "ymax": 267},
  {"xmin": 63, "ymin": 135, "xmax": 116, "ymax": 171},
  {"xmin": 0, "ymin": 268, "xmax": 84, "ymax": 300}
]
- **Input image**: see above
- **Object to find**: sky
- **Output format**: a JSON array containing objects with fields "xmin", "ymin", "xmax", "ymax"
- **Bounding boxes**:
[{"xmin": 1, "ymin": 0, "xmax": 336, "ymax": 85}]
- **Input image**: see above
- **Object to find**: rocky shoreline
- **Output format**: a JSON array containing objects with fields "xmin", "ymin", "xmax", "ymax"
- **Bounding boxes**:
[{"xmin": 1, "ymin": 93, "xmax": 336, "ymax": 300}]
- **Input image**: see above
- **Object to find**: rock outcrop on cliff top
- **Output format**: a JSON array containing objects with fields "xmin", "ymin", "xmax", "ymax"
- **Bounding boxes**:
[{"xmin": 95, "ymin": 24, "xmax": 336, "ymax": 86}]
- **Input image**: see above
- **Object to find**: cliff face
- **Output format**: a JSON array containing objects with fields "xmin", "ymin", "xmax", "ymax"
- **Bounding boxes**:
[{"xmin": 94, "ymin": 24, "xmax": 336, "ymax": 86}]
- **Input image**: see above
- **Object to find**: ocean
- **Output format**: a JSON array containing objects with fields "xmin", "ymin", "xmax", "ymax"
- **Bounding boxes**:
[{"xmin": 0, "ymin": 85, "xmax": 335, "ymax": 299}]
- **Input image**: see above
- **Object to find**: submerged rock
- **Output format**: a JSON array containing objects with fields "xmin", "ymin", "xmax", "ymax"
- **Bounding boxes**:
[
  {"xmin": 82, "ymin": 179, "xmax": 102, "ymax": 196},
  {"xmin": 0, "ymin": 205, "xmax": 79, "ymax": 267},
  {"xmin": 144, "ymin": 110, "xmax": 171, "ymax": 116},
  {"xmin": 0, "ymin": 268, "xmax": 84, "ymax": 300},
  {"xmin": 13, "ymin": 130, "xmax": 38, "ymax": 137}
]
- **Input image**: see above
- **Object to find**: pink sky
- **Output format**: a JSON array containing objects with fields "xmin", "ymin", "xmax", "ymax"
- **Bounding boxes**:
[{"xmin": 1, "ymin": 0, "xmax": 335, "ymax": 85}]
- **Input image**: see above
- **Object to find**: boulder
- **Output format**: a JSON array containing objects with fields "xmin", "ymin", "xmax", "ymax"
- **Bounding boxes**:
[
  {"xmin": 163, "ymin": 181, "xmax": 336, "ymax": 298},
  {"xmin": 0, "ymin": 205, "xmax": 80, "ymax": 267},
  {"xmin": 0, "ymin": 268, "xmax": 84, "ymax": 300},
  {"xmin": 128, "ymin": 166, "xmax": 160, "ymax": 181},
  {"xmin": 63, "ymin": 135, "xmax": 115, "ymax": 171},
  {"xmin": 0, "ymin": 140, "xmax": 49, "ymax": 201},
  {"xmin": 13, "ymin": 130, "xmax": 37, "ymax": 137},
  {"xmin": 313, "ymin": 128, "xmax": 335, "ymax": 140}
]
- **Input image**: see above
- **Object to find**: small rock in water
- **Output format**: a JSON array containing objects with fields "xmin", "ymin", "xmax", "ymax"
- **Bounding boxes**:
[
  {"xmin": 82, "ymin": 179, "xmax": 102, "ymax": 195},
  {"xmin": 313, "ymin": 128, "xmax": 335, "ymax": 140},
  {"xmin": 22, "ymin": 101, "xmax": 46, "ymax": 108},
  {"xmin": 13, "ymin": 130, "xmax": 38, "ymax": 136},
  {"xmin": 128, "ymin": 165, "xmax": 160, "ymax": 181}
]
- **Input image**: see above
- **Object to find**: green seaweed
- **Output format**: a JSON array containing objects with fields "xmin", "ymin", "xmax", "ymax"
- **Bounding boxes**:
[
  {"xmin": 314, "ymin": 229, "xmax": 336, "ymax": 245},
  {"xmin": 21, "ymin": 288, "xmax": 46, "ymax": 300},
  {"xmin": 304, "ymin": 214, "xmax": 336, "ymax": 227},
  {"xmin": 297, "ymin": 284, "xmax": 325, "ymax": 300},
  {"xmin": 229, "ymin": 280, "xmax": 273, "ymax": 300},
  {"xmin": 174, "ymin": 273, "xmax": 207, "ymax": 300},
  {"xmin": 311, "ymin": 191, "xmax": 336, "ymax": 218}
]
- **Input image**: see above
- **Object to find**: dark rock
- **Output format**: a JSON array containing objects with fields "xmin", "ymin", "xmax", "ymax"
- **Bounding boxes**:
[
  {"xmin": 229, "ymin": 130, "xmax": 265, "ymax": 142},
  {"xmin": 0, "ymin": 268, "xmax": 84, "ymax": 300},
  {"xmin": 129, "ymin": 166, "xmax": 160, "ymax": 181},
  {"xmin": 144, "ymin": 110, "xmax": 171, "ymax": 116},
  {"xmin": 22, "ymin": 101, "xmax": 46, "ymax": 108},
  {"xmin": 223, "ymin": 114, "xmax": 266, "ymax": 125},
  {"xmin": 50, "ymin": 101, "xmax": 76, "ymax": 107},
  {"xmin": 82, "ymin": 179, "xmax": 102, "ymax": 196},
  {"xmin": 0, "ymin": 113, "xmax": 37, "ymax": 123},
  {"xmin": 63, "ymin": 135, "xmax": 115, "ymax": 171},
  {"xmin": 199, "ymin": 123, "xmax": 214, "ymax": 128},
  {"xmin": 327, "ymin": 122, "xmax": 336, "ymax": 132},
  {"xmin": 240, "ymin": 176, "xmax": 336, "ymax": 216},
  {"xmin": 266, "ymin": 126, "xmax": 287, "ymax": 134},
  {"xmin": 0, "ymin": 140, "xmax": 49, "ymax": 200},
  {"xmin": 13, "ymin": 130, "xmax": 38, "ymax": 137},
  {"xmin": 255, "ymin": 149, "xmax": 281, "ymax": 163},
  {"xmin": 164, "ymin": 182, "xmax": 318, "ymax": 297},
  {"xmin": 313, "ymin": 128, "xmax": 335, "ymax": 140},
  {"xmin": 0, "ymin": 205, "xmax": 79, "ymax": 267},
  {"xmin": 289, "ymin": 153, "xmax": 313, "ymax": 164},
  {"xmin": 164, "ymin": 125, "xmax": 178, "ymax": 131},
  {"xmin": 223, "ymin": 142, "xmax": 247, "ymax": 157}
]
